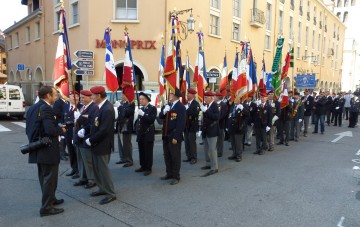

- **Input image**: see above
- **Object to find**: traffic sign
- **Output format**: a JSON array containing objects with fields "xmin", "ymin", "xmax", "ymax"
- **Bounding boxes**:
[
  {"xmin": 73, "ymin": 50, "xmax": 94, "ymax": 59},
  {"xmin": 74, "ymin": 69, "xmax": 95, "ymax": 76},
  {"xmin": 206, "ymin": 72, "xmax": 220, "ymax": 78},
  {"xmin": 17, "ymin": 64, "xmax": 25, "ymax": 71},
  {"xmin": 73, "ymin": 60, "xmax": 94, "ymax": 69}
]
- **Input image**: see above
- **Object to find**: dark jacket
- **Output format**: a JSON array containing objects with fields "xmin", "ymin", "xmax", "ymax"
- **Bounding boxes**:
[
  {"xmin": 268, "ymin": 99, "xmax": 281, "ymax": 118},
  {"xmin": 217, "ymin": 101, "xmax": 228, "ymax": 129},
  {"xmin": 74, "ymin": 102, "xmax": 98, "ymax": 147},
  {"xmin": 227, "ymin": 104, "xmax": 250, "ymax": 134},
  {"xmin": 53, "ymin": 98, "xmax": 67, "ymax": 124},
  {"xmin": 254, "ymin": 101, "xmax": 273, "ymax": 128},
  {"xmin": 243, "ymin": 101, "xmax": 256, "ymax": 125},
  {"xmin": 27, "ymin": 100, "xmax": 62, "ymax": 165},
  {"xmin": 185, "ymin": 99, "xmax": 200, "ymax": 133},
  {"xmin": 326, "ymin": 96, "xmax": 333, "ymax": 111},
  {"xmin": 89, "ymin": 100, "xmax": 115, "ymax": 155},
  {"xmin": 333, "ymin": 97, "xmax": 345, "ymax": 113},
  {"xmin": 159, "ymin": 101, "xmax": 186, "ymax": 142},
  {"xmin": 303, "ymin": 95, "xmax": 314, "ymax": 116},
  {"xmin": 314, "ymin": 96, "xmax": 328, "ymax": 115},
  {"xmin": 290, "ymin": 99, "xmax": 304, "ymax": 121},
  {"xmin": 118, "ymin": 101, "xmax": 135, "ymax": 134},
  {"xmin": 63, "ymin": 102, "xmax": 83, "ymax": 141},
  {"xmin": 136, "ymin": 103, "xmax": 157, "ymax": 142},
  {"xmin": 350, "ymin": 97, "xmax": 360, "ymax": 113},
  {"xmin": 202, "ymin": 102, "xmax": 220, "ymax": 138}
]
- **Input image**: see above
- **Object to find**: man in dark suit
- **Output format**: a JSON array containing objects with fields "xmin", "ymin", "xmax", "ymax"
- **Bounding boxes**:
[
  {"xmin": 228, "ymin": 96, "xmax": 249, "ymax": 162},
  {"xmin": 313, "ymin": 91, "xmax": 328, "ymax": 134},
  {"xmin": 73, "ymin": 90, "xmax": 98, "ymax": 189},
  {"xmin": 325, "ymin": 91, "xmax": 333, "ymax": 126},
  {"xmin": 303, "ymin": 89, "xmax": 314, "ymax": 137},
  {"xmin": 135, "ymin": 92, "xmax": 157, "ymax": 176},
  {"xmin": 200, "ymin": 91, "xmax": 220, "ymax": 177},
  {"xmin": 53, "ymin": 92, "xmax": 68, "ymax": 161},
  {"xmin": 289, "ymin": 92, "xmax": 304, "ymax": 142},
  {"xmin": 267, "ymin": 90, "xmax": 281, "ymax": 151},
  {"xmin": 85, "ymin": 86, "xmax": 116, "ymax": 205},
  {"xmin": 254, "ymin": 92, "xmax": 272, "ymax": 155},
  {"xmin": 183, "ymin": 88, "xmax": 200, "ymax": 164},
  {"xmin": 214, "ymin": 92, "xmax": 227, "ymax": 158},
  {"xmin": 277, "ymin": 96, "xmax": 291, "ymax": 146},
  {"xmin": 333, "ymin": 93, "xmax": 345, "ymax": 126},
  {"xmin": 348, "ymin": 95, "xmax": 359, "ymax": 128},
  {"xmin": 243, "ymin": 96, "xmax": 256, "ymax": 146},
  {"xmin": 159, "ymin": 88, "xmax": 186, "ymax": 185},
  {"xmin": 116, "ymin": 95, "xmax": 135, "ymax": 167},
  {"xmin": 26, "ymin": 86, "xmax": 66, "ymax": 217}
]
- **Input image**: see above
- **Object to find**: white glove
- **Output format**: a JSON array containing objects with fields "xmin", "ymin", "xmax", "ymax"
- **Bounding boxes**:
[
  {"xmin": 256, "ymin": 100, "xmax": 261, "ymax": 105},
  {"xmin": 335, "ymin": 107, "xmax": 340, "ymax": 110},
  {"xmin": 85, "ymin": 138, "xmax": 91, "ymax": 146},
  {"xmin": 299, "ymin": 119, "xmax": 303, "ymax": 123},
  {"xmin": 200, "ymin": 105, "xmax": 208, "ymax": 112},
  {"xmin": 272, "ymin": 115, "xmax": 279, "ymax": 125},
  {"xmin": 138, "ymin": 109, "xmax": 144, "ymax": 116},
  {"xmin": 114, "ymin": 101, "xmax": 121, "ymax": 108},
  {"xmin": 77, "ymin": 129, "xmax": 85, "ymax": 138},
  {"xmin": 236, "ymin": 104, "xmax": 244, "ymax": 111},
  {"xmin": 163, "ymin": 105, "xmax": 170, "ymax": 114},
  {"xmin": 72, "ymin": 140, "xmax": 74, "ymax": 144},
  {"xmin": 304, "ymin": 108, "xmax": 306, "ymax": 112},
  {"xmin": 290, "ymin": 98, "xmax": 294, "ymax": 102},
  {"xmin": 266, "ymin": 126, "xmax": 271, "ymax": 132},
  {"xmin": 251, "ymin": 123, "xmax": 254, "ymax": 126},
  {"xmin": 74, "ymin": 110, "xmax": 81, "ymax": 121},
  {"xmin": 185, "ymin": 104, "xmax": 189, "ymax": 110},
  {"xmin": 60, "ymin": 136, "xmax": 65, "ymax": 140},
  {"xmin": 196, "ymin": 131, "xmax": 202, "ymax": 137}
]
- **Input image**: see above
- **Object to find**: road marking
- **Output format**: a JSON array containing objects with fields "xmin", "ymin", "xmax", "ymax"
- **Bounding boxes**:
[
  {"xmin": 331, "ymin": 131, "xmax": 353, "ymax": 143},
  {"xmin": 0, "ymin": 124, "xmax": 11, "ymax": 132},
  {"xmin": 356, "ymin": 149, "xmax": 360, "ymax": 156},
  {"xmin": 337, "ymin": 216, "xmax": 345, "ymax": 227},
  {"xmin": 352, "ymin": 159, "xmax": 360, "ymax": 164},
  {"xmin": 11, "ymin": 122, "xmax": 26, "ymax": 128}
]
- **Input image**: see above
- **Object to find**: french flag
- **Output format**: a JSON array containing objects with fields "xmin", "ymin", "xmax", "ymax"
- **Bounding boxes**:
[
  {"xmin": 247, "ymin": 48, "xmax": 257, "ymax": 96},
  {"xmin": 180, "ymin": 53, "xmax": 190, "ymax": 104},
  {"xmin": 220, "ymin": 54, "xmax": 228, "ymax": 96},
  {"xmin": 122, "ymin": 32, "xmax": 135, "ymax": 103},
  {"xmin": 278, "ymin": 80, "xmax": 289, "ymax": 109},
  {"xmin": 104, "ymin": 28, "xmax": 118, "ymax": 92},
  {"xmin": 193, "ymin": 32, "xmax": 207, "ymax": 104},
  {"xmin": 158, "ymin": 44, "xmax": 165, "ymax": 98},
  {"xmin": 258, "ymin": 58, "xmax": 266, "ymax": 94}
]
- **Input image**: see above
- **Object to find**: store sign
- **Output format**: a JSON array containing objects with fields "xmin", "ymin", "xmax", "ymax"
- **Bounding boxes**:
[{"xmin": 95, "ymin": 39, "xmax": 157, "ymax": 49}]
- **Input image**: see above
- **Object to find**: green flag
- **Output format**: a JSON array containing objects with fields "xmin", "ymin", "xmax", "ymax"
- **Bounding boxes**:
[{"xmin": 271, "ymin": 37, "xmax": 284, "ymax": 98}]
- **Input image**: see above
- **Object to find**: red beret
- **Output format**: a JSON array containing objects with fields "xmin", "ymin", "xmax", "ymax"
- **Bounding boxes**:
[
  {"xmin": 215, "ymin": 92, "xmax": 223, "ymax": 97},
  {"xmin": 267, "ymin": 90, "xmax": 274, "ymax": 95},
  {"xmin": 90, "ymin": 86, "xmax": 105, "ymax": 94},
  {"xmin": 71, "ymin": 90, "xmax": 79, "ymax": 95},
  {"xmin": 187, "ymin": 88, "xmax": 197, "ymax": 94},
  {"xmin": 80, "ymin": 90, "xmax": 92, "ymax": 96},
  {"xmin": 260, "ymin": 92, "xmax": 268, "ymax": 97},
  {"xmin": 204, "ymin": 91, "xmax": 214, "ymax": 96}
]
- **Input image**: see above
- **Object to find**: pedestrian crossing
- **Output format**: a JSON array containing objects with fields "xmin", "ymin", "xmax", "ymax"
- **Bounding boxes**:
[{"xmin": 0, "ymin": 121, "xmax": 26, "ymax": 132}]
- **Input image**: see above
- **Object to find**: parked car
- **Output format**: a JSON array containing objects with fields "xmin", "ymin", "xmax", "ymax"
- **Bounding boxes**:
[
  {"xmin": 0, "ymin": 84, "xmax": 26, "ymax": 119},
  {"xmin": 106, "ymin": 90, "xmax": 163, "ymax": 131}
]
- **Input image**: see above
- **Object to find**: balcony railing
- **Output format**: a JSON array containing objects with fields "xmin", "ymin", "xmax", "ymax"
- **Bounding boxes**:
[{"xmin": 250, "ymin": 8, "xmax": 265, "ymax": 28}]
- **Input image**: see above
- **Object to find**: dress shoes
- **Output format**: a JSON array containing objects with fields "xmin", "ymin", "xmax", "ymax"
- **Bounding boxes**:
[
  {"xmin": 244, "ymin": 143, "xmax": 251, "ymax": 146},
  {"xmin": 201, "ymin": 169, "xmax": 218, "ymax": 177},
  {"xmin": 303, "ymin": 134, "xmax": 307, "ymax": 137},
  {"xmin": 276, "ymin": 142, "xmax": 284, "ymax": 145},
  {"xmin": 84, "ymin": 182, "xmax": 96, "ymax": 189},
  {"xmin": 123, "ymin": 163, "xmax": 133, "ymax": 168},
  {"xmin": 135, "ymin": 167, "xmax": 145, "ymax": 172},
  {"xmin": 73, "ymin": 180, "xmax": 88, "ymax": 186},
  {"xmin": 258, "ymin": 151, "xmax": 265, "ymax": 155},
  {"xmin": 190, "ymin": 159, "xmax": 197, "ymax": 164},
  {"xmin": 143, "ymin": 171, "xmax": 152, "ymax": 176},
  {"xmin": 170, "ymin": 179, "xmax": 179, "ymax": 185},
  {"xmin": 53, "ymin": 199, "xmax": 64, "ymax": 206},
  {"xmin": 90, "ymin": 191, "xmax": 107, "ymax": 197},
  {"xmin": 253, "ymin": 151, "xmax": 261, "ymax": 155},
  {"xmin": 182, "ymin": 159, "xmax": 191, "ymax": 162},
  {"xmin": 235, "ymin": 157, "xmax": 242, "ymax": 162},
  {"xmin": 201, "ymin": 166, "xmax": 211, "ymax": 170},
  {"xmin": 66, "ymin": 170, "xmax": 76, "ymax": 176},
  {"xmin": 228, "ymin": 156, "xmax": 236, "ymax": 160},
  {"xmin": 115, "ymin": 160, "xmax": 126, "ymax": 164},
  {"xmin": 99, "ymin": 196, "xmax": 116, "ymax": 205},
  {"xmin": 312, "ymin": 131, "xmax": 318, "ymax": 134},
  {"xmin": 40, "ymin": 208, "xmax": 64, "ymax": 217},
  {"xmin": 217, "ymin": 154, "xmax": 223, "ymax": 157},
  {"xmin": 268, "ymin": 148, "xmax": 274, "ymax": 152},
  {"xmin": 285, "ymin": 143, "xmax": 289, "ymax": 146},
  {"xmin": 160, "ymin": 175, "xmax": 172, "ymax": 180},
  {"xmin": 71, "ymin": 173, "xmax": 80, "ymax": 179}
]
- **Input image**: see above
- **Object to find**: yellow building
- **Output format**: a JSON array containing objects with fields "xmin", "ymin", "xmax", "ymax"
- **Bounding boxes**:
[
  {"xmin": 0, "ymin": 38, "xmax": 7, "ymax": 83},
  {"xmin": 4, "ymin": 0, "xmax": 345, "ymax": 104}
]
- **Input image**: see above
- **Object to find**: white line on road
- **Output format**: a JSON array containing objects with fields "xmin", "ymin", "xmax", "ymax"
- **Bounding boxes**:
[
  {"xmin": 0, "ymin": 124, "xmax": 11, "ymax": 132},
  {"xmin": 352, "ymin": 159, "xmax": 360, "ymax": 164},
  {"xmin": 337, "ymin": 216, "xmax": 345, "ymax": 227},
  {"xmin": 331, "ymin": 131, "xmax": 353, "ymax": 143},
  {"xmin": 11, "ymin": 122, "xmax": 26, "ymax": 128},
  {"xmin": 356, "ymin": 149, "xmax": 360, "ymax": 156}
]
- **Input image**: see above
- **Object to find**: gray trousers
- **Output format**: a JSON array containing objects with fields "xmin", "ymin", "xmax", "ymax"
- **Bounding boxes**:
[
  {"xmin": 184, "ymin": 131, "xmax": 197, "ymax": 160},
  {"xmin": 122, "ymin": 133, "xmax": 133, "ymax": 164},
  {"xmin": 204, "ymin": 136, "xmax": 218, "ymax": 170},
  {"xmin": 290, "ymin": 120, "xmax": 300, "ymax": 140},
  {"xmin": 230, "ymin": 133, "xmax": 243, "ymax": 158},
  {"xmin": 303, "ymin": 116, "xmax": 310, "ymax": 135},
  {"xmin": 216, "ymin": 129, "xmax": 224, "ymax": 155},
  {"xmin": 267, "ymin": 125, "xmax": 276, "ymax": 150},
  {"xmin": 37, "ymin": 163, "xmax": 59, "ymax": 211},
  {"xmin": 92, "ymin": 154, "xmax": 116, "ymax": 198},
  {"xmin": 117, "ymin": 131, "xmax": 124, "ymax": 161},
  {"xmin": 79, "ymin": 147, "xmax": 94, "ymax": 181},
  {"xmin": 244, "ymin": 125, "xmax": 253, "ymax": 145},
  {"xmin": 75, "ymin": 145, "xmax": 87, "ymax": 181}
]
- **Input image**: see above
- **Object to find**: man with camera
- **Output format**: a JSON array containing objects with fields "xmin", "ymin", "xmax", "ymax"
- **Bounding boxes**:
[{"xmin": 25, "ymin": 86, "xmax": 67, "ymax": 217}]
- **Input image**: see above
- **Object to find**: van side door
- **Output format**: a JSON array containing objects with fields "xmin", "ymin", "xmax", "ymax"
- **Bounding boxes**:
[
  {"xmin": 8, "ymin": 87, "xmax": 23, "ymax": 111},
  {"xmin": 0, "ymin": 86, "xmax": 7, "ymax": 112}
]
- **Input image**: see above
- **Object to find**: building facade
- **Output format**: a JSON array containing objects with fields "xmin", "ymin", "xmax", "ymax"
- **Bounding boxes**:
[
  {"xmin": 0, "ymin": 38, "xmax": 7, "ymax": 83},
  {"xmin": 4, "ymin": 0, "xmax": 346, "ymax": 104}
]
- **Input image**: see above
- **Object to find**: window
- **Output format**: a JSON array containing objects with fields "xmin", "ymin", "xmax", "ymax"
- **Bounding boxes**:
[
  {"xmin": 278, "ymin": 10, "xmax": 283, "ymax": 34},
  {"xmin": 14, "ymin": 32, "xmax": 19, "ymax": 48},
  {"xmin": 211, "ymin": 0, "xmax": 221, "ymax": 9},
  {"xmin": 232, "ymin": 23, "xmax": 240, "ymax": 41},
  {"xmin": 298, "ymin": 21, "xmax": 302, "ymax": 43},
  {"xmin": 299, "ymin": 0, "xmax": 303, "ymax": 16},
  {"xmin": 343, "ymin": 12, "xmax": 348, "ymax": 22},
  {"xmin": 345, "ymin": 0, "xmax": 349, "ymax": 6},
  {"xmin": 312, "ymin": 30, "xmax": 315, "ymax": 49},
  {"xmin": 115, "ymin": 0, "xmax": 138, "ymax": 20},
  {"xmin": 210, "ymin": 14, "xmax": 220, "ymax": 36},
  {"xmin": 290, "ymin": 0, "xmax": 295, "ymax": 10},
  {"xmin": 35, "ymin": 21, "xmax": 40, "ymax": 39},
  {"xmin": 289, "ymin": 16, "xmax": 293, "ymax": 39},
  {"xmin": 336, "ymin": 45, "xmax": 338, "ymax": 58},
  {"xmin": 297, "ymin": 46, "xmax": 301, "ymax": 59},
  {"xmin": 337, "ymin": 0, "xmax": 343, "ymax": 7},
  {"xmin": 28, "ymin": 3, "xmax": 33, "ymax": 14},
  {"xmin": 0, "ymin": 87, "xmax": 6, "ymax": 100},
  {"xmin": 318, "ymin": 34, "xmax": 321, "ymax": 51},
  {"xmin": 352, "ymin": 0, "xmax": 356, "ymax": 6},
  {"xmin": 305, "ymin": 26, "xmax": 309, "ymax": 46},
  {"xmin": 336, "ymin": 12, "xmax": 341, "ymax": 19},
  {"xmin": 323, "ymin": 37, "xmax": 326, "ymax": 54},
  {"xmin": 233, "ymin": 0, "xmax": 241, "ymax": 18},
  {"xmin": 266, "ymin": 3, "xmax": 272, "ymax": 31},
  {"xmin": 26, "ymin": 26, "xmax": 30, "ymax": 43},
  {"xmin": 265, "ymin": 33, "xmax": 271, "ymax": 50},
  {"xmin": 71, "ymin": 1, "xmax": 79, "ymax": 24},
  {"xmin": 9, "ymin": 88, "xmax": 20, "ymax": 100},
  {"xmin": 54, "ymin": 10, "xmax": 61, "ymax": 31},
  {"xmin": 8, "ymin": 35, "xmax": 12, "ymax": 50},
  {"xmin": 304, "ymin": 49, "xmax": 308, "ymax": 61}
]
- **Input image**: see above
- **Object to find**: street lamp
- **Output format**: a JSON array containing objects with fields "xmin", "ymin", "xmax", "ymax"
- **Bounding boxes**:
[{"xmin": 170, "ymin": 8, "xmax": 195, "ymax": 40}]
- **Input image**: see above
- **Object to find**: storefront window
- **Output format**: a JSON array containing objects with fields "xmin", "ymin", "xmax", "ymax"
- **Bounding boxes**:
[{"xmin": 116, "ymin": 0, "xmax": 137, "ymax": 20}]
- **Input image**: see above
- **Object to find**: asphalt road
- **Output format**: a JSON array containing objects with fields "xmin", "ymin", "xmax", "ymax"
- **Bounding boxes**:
[{"xmin": 0, "ymin": 116, "xmax": 359, "ymax": 227}]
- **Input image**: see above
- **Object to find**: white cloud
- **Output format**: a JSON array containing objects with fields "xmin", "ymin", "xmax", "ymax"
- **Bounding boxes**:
[{"xmin": 0, "ymin": 0, "xmax": 28, "ymax": 31}]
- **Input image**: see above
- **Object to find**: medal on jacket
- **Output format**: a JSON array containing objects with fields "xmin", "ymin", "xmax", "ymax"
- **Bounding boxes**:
[{"xmin": 95, "ymin": 117, "xmax": 99, "ymax": 127}]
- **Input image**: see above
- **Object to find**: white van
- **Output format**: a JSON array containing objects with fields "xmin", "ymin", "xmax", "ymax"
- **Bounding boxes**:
[{"xmin": 0, "ymin": 84, "xmax": 26, "ymax": 119}]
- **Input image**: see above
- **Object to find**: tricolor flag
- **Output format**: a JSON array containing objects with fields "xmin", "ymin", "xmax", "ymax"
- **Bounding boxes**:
[
  {"xmin": 237, "ymin": 44, "xmax": 248, "ymax": 99},
  {"xmin": 121, "ymin": 31, "xmax": 135, "ymax": 103},
  {"xmin": 176, "ymin": 40, "xmax": 183, "ymax": 89},
  {"xmin": 158, "ymin": 44, "xmax": 166, "ymax": 98},
  {"xmin": 280, "ymin": 50, "xmax": 291, "ymax": 80},
  {"xmin": 180, "ymin": 53, "xmax": 190, "ymax": 104},
  {"xmin": 230, "ymin": 52, "xmax": 239, "ymax": 101},
  {"xmin": 193, "ymin": 31, "xmax": 207, "ymax": 104},
  {"xmin": 54, "ymin": 8, "xmax": 71, "ymax": 99},
  {"xmin": 163, "ymin": 16, "xmax": 179, "ymax": 92},
  {"xmin": 258, "ymin": 58, "xmax": 266, "ymax": 94},
  {"xmin": 104, "ymin": 28, "xmax": 118, "ymax": 92},
  {"xmin": 247, "ymin": 48, "xmax": 257, "ymax": 96},
  {"xmin": 278, "ymin": 80, "xmax": 289, "ymax": 109},
  {"xmin": 219, "ymin": 53, "xmax": 228, "ymax": 96}
]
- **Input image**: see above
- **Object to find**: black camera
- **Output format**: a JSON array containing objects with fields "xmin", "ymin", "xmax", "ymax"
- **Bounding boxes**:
[{"xmin": 20, "ymin": 137, "xmax": 52, "ymax": 155}]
